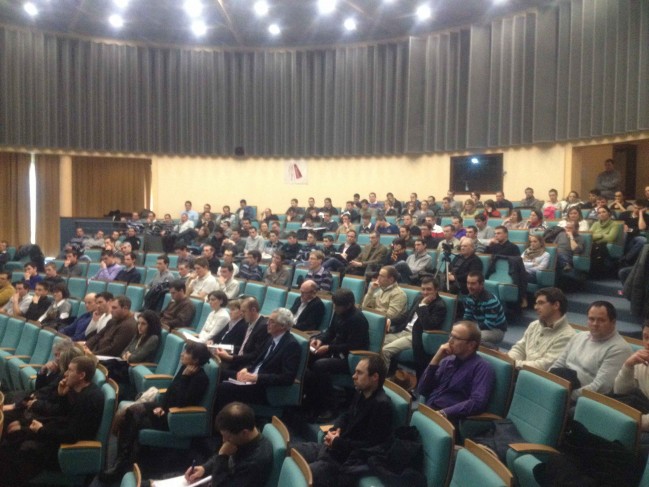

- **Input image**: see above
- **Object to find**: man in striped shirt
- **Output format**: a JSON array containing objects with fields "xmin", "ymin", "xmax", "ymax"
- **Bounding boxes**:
[{"xmin": 463, "ymin": 271, "xmax": 507, "ymax": 349}]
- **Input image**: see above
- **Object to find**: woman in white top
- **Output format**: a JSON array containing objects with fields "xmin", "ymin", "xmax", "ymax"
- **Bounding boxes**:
[
  {"xmin": 558, "ymin": 207, "xmax": 590, "ymax": 232},
  {"xmin": 522, "ymin": 235, "xmax": 550, "ymax": 283},
  {"xmin": 197, "ymin": 290, "xmax": 230, "ymax": 342}
]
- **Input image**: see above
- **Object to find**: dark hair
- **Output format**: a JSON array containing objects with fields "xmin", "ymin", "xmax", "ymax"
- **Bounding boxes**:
[
  {"xmin": 530, "ymin": 209, "xmax": 544, "ymax": 221},
  {"xmin": 332, "ymin": 288, "xmax": 355, "ymax": 308},
  {"xmin": 475, "ymin": 214, "xmax": 487, "ymax": 223},
  {"xmin": 157, "ymin": 254, "xmax": 170, "ymax": 265},
  {"xmin": 124, "ymin": 252, "xmax": 137, "ymax": 261},
  {"xmin": 70, "ymin": 356, "xmax": 96, "ymax": 382},
  {"xmin": 184, "ymin": 341, "xmax": 211, "ymax": 366},
  {"xmin": 495, "ymin": 225, "xmax": 508, "ymax": 233},
  {"xmin": 194, "ymin": 257, "xmax": 209, "ymax": 269},
  {"xmin": 52, "ymin": 282, "xmax": 70, "ymax": 299},
  {"xmin": 467, "ymin": 271, "xmax": 484, "ymax": 284},
  {"xmin": 65, "ymin": 249, "xmax": 79, "ymax": 257},
  {"xmin": 382, "ymin": 265, "xmax": 399, "ymax": 281},
  {"xmin": 392, "ymin": 238, "xmax": 406, "ymax": 248},
  {"xmin": 588, "ymin": 300, "xmax": 617, "ymax": 321},
  {"xmin": 208, "ymin": 290, "xmax": 228, "ymax": 307},
  {"xmin": 535, "ymin": 287, "xmax": 568, "ymax": 315},
  {"xmin": 361, "ymin": 355, "xmax": 387, "ymax": 388},
  {"xmin": 115, "ymin": 295, "xmax": 132, "ymax": 310},
  {"xmin": 597, "ymin": 206, "xmax": 612, "ymax": 215},
  {"xmin": 138, "ymin": 310, "xmax": 163, "ymax": 340},
  {"xmin": 170, "ymin": 280, "xmax": 186, "ymax": 293},
  {"xmin": 215, "ymin": 402, "xmax": 256, "ymax": 434},
  {"xmin": 420, "ymin": 276, "xmax": 438, "ymax": 289},
  {"xmin": 174, "ymin": 243, "xmax": 188, "ymax": 251},
  {"xmin": 242, "ymin": 296, "xmax": 260, "ymax": 312},
  {"xmin": 96, "ymin": 291, "xmax": 114, "ymax": 302},
  {"xmin": 248, "ymin": 250, "xmax": 262, "ymax": 263},
  {"xmin": 220, "ymin": 262, "xmax": 234, "ymax": 273},
  {"xmin": 589, "ymin": 188, "xmax": 601, "ymax": 196}
]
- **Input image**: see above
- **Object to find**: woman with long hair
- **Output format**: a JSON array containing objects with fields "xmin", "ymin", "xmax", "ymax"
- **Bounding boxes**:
[
  {"xmin": 121, "ymin": 310, "xmax": 162, "ymax": 364},
  {"xmin": 522, "ymin": 235, "xmax": 550, "ymax": 283},
  {"xmin": 502, "ymin": 209, "xmax": 526, "ymax": 230},
  {"xmin": 558, "ymin": 206, "xmax": 590, "ymax": 232}
]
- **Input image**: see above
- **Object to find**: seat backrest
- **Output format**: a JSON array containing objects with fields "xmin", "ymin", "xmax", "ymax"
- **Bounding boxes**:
[
  {"xmin": 197, "ymin": 359, "xmax": 220, "ymax": 432},
  {"xmin": 86, "ymin": 279, "xmax": 107, "ymax": 294},
  {"xmin": 318, "ymin": 296, "xmax": 333, "ymax": 332},
  {"xmin": 488, "ymin": 259, "xmax": 514, "ymax": 285},
  {"xmin": 439, "ymin": 292, "xmax": 458, "ymax": 332},
  {"xmin": 477, "ymin": 348, "xmax": 515, "ymax": 418},
  {"xmin": 97, "ymin": 380, "xmax": 118, "ymax": 469},
  {"xmin": 384, "ymin": 380, "xmax": 412, "ymax": 428},
  {"xmin": 156, "ymin": 333, "xmax": 186, "ymax": 374},
  {"xmin": 278, "ymin": 449, "xmax": 313, "ymax": 487},
  {"xmin": 29, "ymin": 328, "xmax": 57, "ymax": 365},
  {"xmin": 1, "ymin": 317, "xmax": 26, "ymax": 349},
  {"xmin": 144, "ymin": 253, "xmax": 162, "ymax": 267},
  {"xmin": 340, "ymin": 276, "xmax": 365, "ymax": 304},
  {"xmin": 119, "ymin": 463, "xmax": 141, "ymax": 487},
  {"xmin": 153, "ymin": 328, "xmax": 169, "ymax": 363},
  {"xmin": 107, "ymin": 281, "xmax": 127, "ymax": 296},
  {"xmin": 66, "ymin": 277, "xmax": 88, "ymax": 300},
  {"xmin": 330, "ymin": 272, "xmax": 340, "ymax": 292},
  {"xmin": 0, "ymin": 315, "xmax": 9, "ymax": 342},
  {"xmin": 125, "ymin": 284, "xmax": 146, "ymax": 312},
  {"xmin": 574, "ymin": 390, "xmax": 641, "ymax": 450},
  {"xmin": 262, "ymin": 416, "xmax": 290, "ymax": 487},
  {"xmin": 13, "ymin": 321, "xmax": 41, "ymax": 356},
  {"xmin": 87, "ymin": 262, "xmax": 102, "ymax": 277},
  {"xmin": 260, "ymin": 285, "xmax": 288, "ymax": 317},
  {"xmin": 361, "ymin": 309, "xmax": 387, "ymax": 353},
  {"xmin": 244, "ymin": 281, "xmax": 267, "ymax": 308},
  {"xmin": 285, "ymin": 291, "xmax": 299, "ymax": 309},
  {"xmin": 508, "ymin": 230, "xmax": 529, "ymax": 243},
  {"xmin": 291, "ymin": 268, "xmax": 308, "ymax": 289},
  {"xmin": 189, "ymin": 298, "xmax": 203, "ymax": 329},
  {"xmin": 85, "ymin": 249, "xmax": 102, "ymax": 262},
  {"xmin": 400, "ymin": 284, "xmax": 421, "ymax": 310},
  {"xmin": 194, "ymin": 302, "xmax": 213, "ymax": 334},
  {"xmin": 506, "ymin": 367, "xmax": 570, "ymax": 447},
  {"xmin": 410, "ymin": 404, "xmax": 455, "ymax": 487},
  {"xmin": 450, "ymin": 440, "xmax": 513, "ymax": 487}
]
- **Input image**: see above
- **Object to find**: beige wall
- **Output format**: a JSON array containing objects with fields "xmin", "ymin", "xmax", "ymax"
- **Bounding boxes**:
[{"xmin": 151, "ymin": 143, "xmax": 571, "ymax": 216}]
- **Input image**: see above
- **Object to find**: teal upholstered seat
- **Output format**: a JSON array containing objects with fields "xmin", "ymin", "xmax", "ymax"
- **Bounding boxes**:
[
  {"xmin": 262, "ymin": 416, "xmax": 290, "ymax": 487},
  {"xmin": 277, "ymin": 449, "xmax": 313, "ymax": 487},
  {"xmin": 450, "ymin": 440, "xmax": 513, "ymax": 487}
]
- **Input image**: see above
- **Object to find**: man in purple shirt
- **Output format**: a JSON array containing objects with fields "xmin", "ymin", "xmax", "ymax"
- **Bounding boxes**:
[
  {"xmin": 417, "ymin": 321, "xmax": 495, "ymax": 423},
  {"xmin": 92, "ymin": 250, "xmax": 124, "ymax": 281}
]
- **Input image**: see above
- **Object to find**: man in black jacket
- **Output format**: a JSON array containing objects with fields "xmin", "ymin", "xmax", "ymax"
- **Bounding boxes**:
[
  {"xmin": 0, "ymin": 356, "xmax": 104, "ymax": 484},
  {"xmin": 290, "ymin": 279, "xmax": 325, "ymax": 331},
  {"xmin": 382, "ymin": 277, "xmax": 447, "ymax": 376},
  {"xmin": 484, "ymin": 226, "xmax": 521, "ymax": 257},
  {"xmin": 448, "ymin": 238, "xmax": 483, "ymax": 295},
  {"xmin": 214, "ymin": 308, "xmax": 301, "ymax": 412},
  {"xmin": 304, "ymin": 288, "xmax": 369, "ymax": 421},
  {"xmin": 295, "ymin": 356, "xmax": 393, "ymax": 487}
]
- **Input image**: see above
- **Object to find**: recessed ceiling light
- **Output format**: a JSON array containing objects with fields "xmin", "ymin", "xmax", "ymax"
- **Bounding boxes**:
[
  {"xmin": 191, "ymin": 20, "xmax": 207, "ymax": 36},
  {"xmin": 344, "ymin": 18, "xmax": 357, "ymax": 31},
  {"xmin": 253, "ymin": 1, "xmax": 269, "ymax": 17},
  {"xmin": 108, "ymin": 14, "xmax": 124, "ymax": 28},
  {"xmin": 268, "ymin": 24, "xmax": 281, "ymax": 35},
  {"xmin": 318, "ymin": 0, "xmax": 336, "ymax": 15},
  {"xmin": 416, "ymin": 5, "xmax": 431, "ymax": 21},
  {"xmin": 113, "ymin": 0, "xmax": 129, "ymax": 8},
  {"xmin": 184, "ymin": 0, "xmax": 203, "ymax": 18},
  {"xmin": 23, "ymin": 2, "xmax": 38, "ymax": 17}
]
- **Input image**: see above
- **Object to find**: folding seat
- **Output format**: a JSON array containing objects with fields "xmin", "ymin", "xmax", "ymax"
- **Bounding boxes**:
[
  {"xmin": 18, "ymin": 335, "xmax": 68, "ymax": 391},
  {"xmin": 0, "ymin": 320, "xmax": 40, "ymax": 384},
  {"xmin": 0, "ymin": 316, "xmax": 26, "ymax": 352},
  {"xmin": 243, "ymin": 280, "xmax": 267, "ymax": 308},
  {"xmin": 86, "ymin": 279, "xmax": 107, "ymax": 295},
  {"xmin": 32, "ymin": 379, "xmax": 118, "ymax": 484},
  {"xmin": 511, "ymin": 389, "xmax": 641, "ymax": 487},
  {"xmin": 118, "ymin": 464, "xmax": 141, "ymax": 487},
  {"xmin": 107, "ymin": 281, "xmax": 127, "ymax": 296},
  {"xmin": 450, "ymin": 440, "xmax": 513, "ymax": 487},
  {"xmin": 260, "ymin": 285, "xmax": 288, "ymax": 317},
  {"xmin": 129, "ymin": 332, "xmax": 185, "ymax": 394},
  {"xmin": 6, "ymin": 327, "xmax": 55, "ymax": 391},
  {"xmin": 143, "ymin": 253, "xmax": 162, "ymax": 267},
  {"xmin": 262, "ymin": 416, "xmax": 290, "ymax": 487},
  {"xmin": 136, "ymin": 359, "xmax": 220, "ymax": 450},
  {"xmin": 277, "ymin": 449, "xmax": 313, "ymax": 487}
]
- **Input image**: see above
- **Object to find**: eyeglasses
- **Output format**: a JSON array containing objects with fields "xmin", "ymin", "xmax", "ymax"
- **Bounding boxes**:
[{"xmin": 449, "ymin": 334, "xmax": 473, "ymax": 342}]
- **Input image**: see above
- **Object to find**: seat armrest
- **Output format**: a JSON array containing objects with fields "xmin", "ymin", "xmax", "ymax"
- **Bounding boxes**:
[
  {"xmin": 348, "ymin": 350, "xmax": 381, "ymax": 358},
  {"xmin": 20, "ymin": 363, "xmax": 44, "ymax": 369},
  {"xmin": 129, "ymin": 362, "xmax": 158, "ymax": 367},
  {"xmin": 60, "ymin": 441, "xmax": 102, "ymax": 450},
  {"xmin": 465, "ymin": 413, "xmax": 504, "ymax": 421},
  {"xmin": 168, "ymin": 406, "xmax": 207, "ymax": 414},
  {"xmin": 0, "ymin": 347, "xmax": 16, "ymax": 352},
  {"xmin": 5, "ymin": 355, "xmax": 31, "ymax": 360},
  {"xmin": 508, "ymin": 443, "xmax": 560, "ymax": 455},
  {"xmin": 143, "ymin": 374, "xmax": 174, "ymax": 380},
  {"xmin": 422, "ymin": 330, "xmax": 449, "ymax": 335}
]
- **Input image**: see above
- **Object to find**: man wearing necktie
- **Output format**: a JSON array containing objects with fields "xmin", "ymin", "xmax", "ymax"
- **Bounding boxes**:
[{"xmin": 214, "ymin": 307, "xmax": 302, "ymax": 413}]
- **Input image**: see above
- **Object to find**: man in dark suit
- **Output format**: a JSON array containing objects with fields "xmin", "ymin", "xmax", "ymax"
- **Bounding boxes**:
[
  {"xmin": 290, "ymin": 279, "xmax": 325, "ymax": 332},
  {"xmin": 304, "ymin": 288, "xmax": 369, "ymax": 421},
  {"xmin": 382, "ymin": 276, "xmax": 448, "ymax": 377},
  {"xmin": 214, "ymin": 307, "xmax": 302, "ymax": 412},
  {"xmin": 322, "ymin": 230, "xmax": 362, "ymax": 272},
  {"xmin": 295, "ymin": 356, "xmax": 393, "ymax": 487},
  {"xmin": 448, "ymin": 237, "xmax": 483, "ymax": 295},
  {"xmin": 213, "ymin": 297, "xmax": 269, "ymax": 379}
]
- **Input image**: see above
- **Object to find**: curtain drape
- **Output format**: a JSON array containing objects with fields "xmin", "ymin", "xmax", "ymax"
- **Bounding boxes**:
[
  {"xmin": 71, "ymin": 156, "xmax": 151, "ymax": 217},
  {"xmin": 34, "ymin": 154, "xmax": 61, "ymax": 256},
  {"xmin": 0, "ymin": 152, "xmax": 31, "ymax": 246}
]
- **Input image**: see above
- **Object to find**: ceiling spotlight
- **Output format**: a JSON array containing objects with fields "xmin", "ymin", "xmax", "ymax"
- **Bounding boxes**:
[
  {"xmin": 191, "ymin": 20, "xmax": 207, "ymax": 36},
  {"xmin": 253, "ymin": 1, "xmax": 269, "ymax": 16},
  {"xmin": 268, "ymin": 23, "xmax": 281, "ymax": 35},
  {"xmin": 471, "ymin": 157, "xmax": 479, "ymax": 164},
  {"xmin": 318, "ymin": 0, "xmax": 336, "ymax": 15},
  {"xmin": 23, "ymin": 2, "xmax": 38, "ymax": 17},
  {"xmin": 416, "ymin": 5, "xmax": 432, "ymax": 21},
  {"xmin": 184, "ymin": 0, "xmax": 203, "ymax": 18},
  {"xmin": 344, "ymin": 18, "xmax": 357, "ymax": 31},
  {"xmin": 113, "ymin": 0, "xmax": 129, "ymax": 8},
  {"xmin": 108, "ymin": 14, "xmax": 124, "ymax": 28}
]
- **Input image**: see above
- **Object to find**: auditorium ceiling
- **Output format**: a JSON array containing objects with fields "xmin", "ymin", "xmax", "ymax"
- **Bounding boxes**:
[{"xmin": 0, "ymin": 0, "xmax": 557, "ymax": 48}]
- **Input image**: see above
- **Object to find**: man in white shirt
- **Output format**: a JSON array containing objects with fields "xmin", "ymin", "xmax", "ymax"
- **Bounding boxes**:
[
  {"xmin": 187, "ymin": 257, "xmax": 219, "ymax": 300},
  {"xmin": 84, "ymin": 291, "xmax": 113, "ymax": 339}
]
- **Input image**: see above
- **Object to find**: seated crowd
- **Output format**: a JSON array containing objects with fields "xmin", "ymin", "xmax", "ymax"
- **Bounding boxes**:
[{"xmin": 0, "ymin": 179, "xmax": 648, "ymax": 486}]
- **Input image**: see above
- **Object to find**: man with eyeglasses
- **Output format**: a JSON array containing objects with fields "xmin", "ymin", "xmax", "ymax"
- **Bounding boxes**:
[
  {"xmin": 507, "ymin": 288, "xmax": 575, "ymax": 371},
  {"xmin": 417, "ymin": 321, "xmax": 495, "ymax": 423}
]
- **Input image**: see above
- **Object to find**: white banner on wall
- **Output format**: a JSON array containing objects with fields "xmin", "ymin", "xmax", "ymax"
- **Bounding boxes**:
[{"xmin": 285, "ymin": 159, "xmax": 308, "ymax": 184}]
